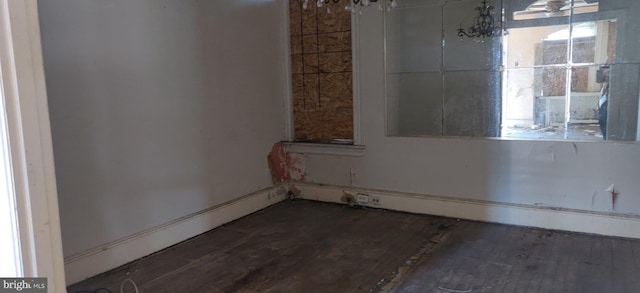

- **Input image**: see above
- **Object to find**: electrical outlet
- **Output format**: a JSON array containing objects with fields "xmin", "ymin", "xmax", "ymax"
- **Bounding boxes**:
[
  {"xmin": 356, "ymin": 193, "xmax": 369, "ymax": 204},
  {"xmin": 371, "ymin": 195, "xmax": 381, "ymax": 205}
]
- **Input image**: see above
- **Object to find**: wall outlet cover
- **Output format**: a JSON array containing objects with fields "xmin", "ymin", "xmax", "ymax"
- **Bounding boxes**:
[{"xmin": 356, "ymin": 193, "xmax": 369, "ymax": 203}]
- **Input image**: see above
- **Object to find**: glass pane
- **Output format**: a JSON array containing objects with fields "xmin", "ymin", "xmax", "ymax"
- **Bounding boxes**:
[
  {"xmin": 444, "ymin": 70, "xmax": 501, "ymax": 137},
  {"xmin": 505, "ymin": 24, "xmax": 569, "ymax": 69},
  {"xmin": 386, "ymin": 72, "xmax": 443, "ymax": 136},
  {"xmin": 444, "ymin": 0, "xmax": 501, "ymax": 71},
  {"xmin": 502, "ymin": 68, "xmax": 537, "ymax": 136},
  {"xmin": 502, "ymin": 67, "xmax": 568, "ymax": 140},
  {"xmin": 385, "ymin": 0, "xmax": 442, "ymax": 73},
  {"xmin": 385, "ymin": 0, "xmax": 443, "ymax": 137},
  {"xmin": 565, "ymin": 65, "xmax": 605, "ymax": 140},
  {"xmin": 571, "ymin": 20, "xmax": 616, "ymax": 65}
]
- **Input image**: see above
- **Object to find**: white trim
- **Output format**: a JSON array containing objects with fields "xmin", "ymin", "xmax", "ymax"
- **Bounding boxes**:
[
  {"xmin": 351, "ymin": 9, "xmax": 362, "ymax": 145},
  {"xmin": 0, "ymin": 39, "xmax": 22, "ymax": 277},
  {"xmin": 282, "ymin": 0, "xmax": 295, "ymax": 142},
  {"xmin": 294, "ymin": 182, "xmax": 640, "ymax": 239},
  {"xmin": 637, "ymin": 65, "xmax": 640, "ymax": 141},
  {"xmin": 64, "ymin": 185, "xmax": 290, "ymax": 285},
  {"xmin": 0, "ymin": 0, "xmax": 66, "ymax": 291},
  {"xmin": 283, "ymin": 142, "xmax": 365, "ymax": 156}
]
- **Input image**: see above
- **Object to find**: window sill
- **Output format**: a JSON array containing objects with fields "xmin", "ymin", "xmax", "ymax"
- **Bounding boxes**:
[{"xmin": 283, "ymin": 142, "xmax": 366, "ymax": 157}]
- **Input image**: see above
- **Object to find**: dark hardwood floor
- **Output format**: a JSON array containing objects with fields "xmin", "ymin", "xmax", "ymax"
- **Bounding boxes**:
[{"xmin": 68, "ymin": 200, "xmax": 640, "ymax": 293}]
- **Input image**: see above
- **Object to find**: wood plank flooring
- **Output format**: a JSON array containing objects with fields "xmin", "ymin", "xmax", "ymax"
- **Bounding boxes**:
[{"xmin": 67, "ymin": 200, "xmax": 640, "ymax": 293}]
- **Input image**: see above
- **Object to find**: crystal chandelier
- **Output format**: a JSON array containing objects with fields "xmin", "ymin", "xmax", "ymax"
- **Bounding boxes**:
[
  {"xmin": 457, "ymin": 0, "xmax": 502, "ymax": 38},
  {"xmin": 301, "ymin": 0, "xmax": 398, "ymax": 13}
]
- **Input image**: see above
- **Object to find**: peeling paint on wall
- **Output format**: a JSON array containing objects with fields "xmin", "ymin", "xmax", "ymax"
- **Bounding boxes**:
[
  {"xmin": 287, "ymin": 153, "xmax": 306, "ymax": 181},
  {"xmin": 267, "ymin": 142, "xmax": 306, "ymax": 183},
  {"xmin": 268, "ymin": 142, "xmax": 288, "ymax": 183}
]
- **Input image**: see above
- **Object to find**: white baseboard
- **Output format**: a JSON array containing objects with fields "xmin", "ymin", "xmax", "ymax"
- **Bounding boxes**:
[
  {"xmin": 64, "ymin": 182, "xmax": 640, "ymax": 285},
  {"xmin": 294, "ymin": 183, "xmax": 640, "ymax": 239},
  {"xmin": 64, "ymin": 184, "xmax": 290, "ymax": 285}
]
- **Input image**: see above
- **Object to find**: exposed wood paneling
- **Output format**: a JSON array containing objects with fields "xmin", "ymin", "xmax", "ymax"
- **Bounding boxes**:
[{"xmin": 290, "ymin": 0, "xmax": 353, "ymax": 141}]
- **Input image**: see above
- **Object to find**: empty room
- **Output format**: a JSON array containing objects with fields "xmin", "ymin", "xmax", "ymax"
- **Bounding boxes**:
[{"xmin": 1, "ymin": 0, "xmax": 640, "ymax": 292}]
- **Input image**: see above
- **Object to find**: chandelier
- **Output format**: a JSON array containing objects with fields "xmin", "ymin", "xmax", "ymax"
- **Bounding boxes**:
[
  {"xmin": 457, "ymin": 0, "xmax": 502, "ymax": 38},
  {"xmin": 301, "ymin": 0, "xmax": 398, "ymax": 13}
]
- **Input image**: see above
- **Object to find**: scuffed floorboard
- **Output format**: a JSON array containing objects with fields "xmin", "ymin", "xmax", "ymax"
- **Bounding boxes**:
[{"xmin": 67, "ymin": 200, "xmax": 640, "ymax": 293}]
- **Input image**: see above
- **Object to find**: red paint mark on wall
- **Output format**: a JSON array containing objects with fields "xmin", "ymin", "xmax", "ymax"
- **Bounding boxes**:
[
  {"xmin": 268, "ymin": 142, "xmax": 306, "ymax": 183},
  {"xmin": 605, "ymin": 184, "xmax": 619, "ymax": 210},
  {"xmin": 268, "ymin": 142, "xmax": 288, "ymax": 183}
]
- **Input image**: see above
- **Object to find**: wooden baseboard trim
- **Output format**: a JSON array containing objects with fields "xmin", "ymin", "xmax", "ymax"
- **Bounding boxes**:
[
  {"xmin": 64, "ymin": 184, "xmax": 289, "ymax": 285},
  {"xmin": 294, "ymin": 182, "xmax": 640, "ymax": 239}
]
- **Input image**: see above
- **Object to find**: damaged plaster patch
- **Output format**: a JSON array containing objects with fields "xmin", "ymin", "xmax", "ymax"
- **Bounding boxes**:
[
  {"xmin": 267, "ymin": 142, "xmax": 306, "ymax": 183},
  {"xmin": 267, "ymin": 142, "xmax": 287, "ymax": 183},
  {"xmin": 341, "ymin": 191, "xmax": 356, "ymax": 207},
  {"xmin": 287, "ymin": 153, "xmax": 305, "ymax": 181},
  {"xmin": 288, "ymin": 185, "xmax": 302, "ymax": 199}
]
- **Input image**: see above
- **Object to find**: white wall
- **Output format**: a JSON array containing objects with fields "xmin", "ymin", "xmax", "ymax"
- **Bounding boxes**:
[
  {"xmin": 301, "ymin": 5, "xmax": 640, "ymax": 217},
  {"xmin": 38, "ymin": 0, "xmax": 286, "ymax": 257}
]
